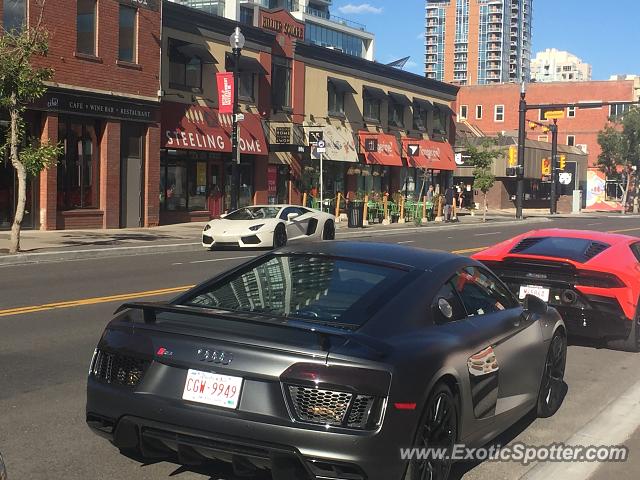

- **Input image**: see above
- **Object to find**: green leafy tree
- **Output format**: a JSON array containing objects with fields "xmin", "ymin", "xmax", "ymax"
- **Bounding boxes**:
[
  {"xmin": 597, "ymin": 107, "xmax": 640, "ymax": 213},
  {"xmin": 0, "ymin": 1, "xmax": 61, "ymax": 254},
  {"xmin": 466, "ymin": 139, "xmax": 500, "ymax": 222}
]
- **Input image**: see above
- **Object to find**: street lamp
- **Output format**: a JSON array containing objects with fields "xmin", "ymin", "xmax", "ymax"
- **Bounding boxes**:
[
  {"xmin": 515, "ymin": 81, "xmax": 527, "ymax": 220},
  {"xmin": 229, "ymin": 27, "xmax": 245, "ymax": 211}
]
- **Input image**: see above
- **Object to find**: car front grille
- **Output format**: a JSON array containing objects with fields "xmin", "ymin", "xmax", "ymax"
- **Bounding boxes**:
[
  {"xmin": 286, "ymin": 386, "xmax": 383, "ymax": 430},
  {"xmin": 91, "ymin": 349, "xmax": 149, "ymax": 387}
]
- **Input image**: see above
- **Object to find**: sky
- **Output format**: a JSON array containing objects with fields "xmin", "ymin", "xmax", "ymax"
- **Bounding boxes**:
[{"xmin": 332, "ymin": 0, "xmax": 640, "ymax": 80}]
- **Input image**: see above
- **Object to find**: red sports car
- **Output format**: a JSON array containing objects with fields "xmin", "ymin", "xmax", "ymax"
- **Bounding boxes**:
[{"xmin": 473, "ymin": 229, "xmax": 640, "ymax": 352}]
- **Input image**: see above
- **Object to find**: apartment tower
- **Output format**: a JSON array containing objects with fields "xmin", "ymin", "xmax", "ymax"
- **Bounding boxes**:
[{"xmin": 425, "ymin": 0, "xmax": 532, "ymax": 85}]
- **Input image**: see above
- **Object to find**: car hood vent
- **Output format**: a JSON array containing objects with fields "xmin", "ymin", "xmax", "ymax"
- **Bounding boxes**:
[
  {"xmin": 510, "ymin": 237, "xmax": 546, "ymax": 253},
  {"xmin": 584, "ymin": 241, "xmax": 610, "ymax": 260}
]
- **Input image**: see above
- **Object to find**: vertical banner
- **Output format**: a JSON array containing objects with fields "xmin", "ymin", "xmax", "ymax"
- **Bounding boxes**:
[{"xmin": 216, "ymin": 72, "xmax": 234, "ymax": 114}]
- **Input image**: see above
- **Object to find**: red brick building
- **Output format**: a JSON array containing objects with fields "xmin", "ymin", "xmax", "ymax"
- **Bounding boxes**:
[
  {"xmin": 455, "ymin": 80, "xmax": 637, "ymax": 167},
  {"xmin": 0, "ymin": 0, "xmax": 161, "ymax": 230}
]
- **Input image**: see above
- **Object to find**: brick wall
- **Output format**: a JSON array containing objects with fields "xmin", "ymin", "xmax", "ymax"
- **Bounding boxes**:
[
  {"xmin": 39, "ymin": 113, "xmax": 58, "ymax": 230},
  {"xmin": 100, "ymin": 120, "xmax": 121, "ymax": 228},
  {"xmin": 144, "ymin": 124, "xmax": 160, "ymax": 227},
  {"xmin": 456, "ymin": 80, "xmax": 636, "ymax": 167},
  {"xmin": 30, "ymin": 0, "xmax": 160, "ymax": 99}
]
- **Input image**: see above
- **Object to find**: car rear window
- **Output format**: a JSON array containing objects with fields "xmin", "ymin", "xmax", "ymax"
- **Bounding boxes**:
[
  {"xmin": 509, "ymin": 237, "xmax": 609, "ymax": 263},
  {"xmin": 181, "ymin": 254, "xmax": 407, "ymax": 328}
]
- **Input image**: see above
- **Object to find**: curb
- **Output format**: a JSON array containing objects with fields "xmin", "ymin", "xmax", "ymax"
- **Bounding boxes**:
[{"xmin": 0, "ymin": 242, "xmax": 202, "ymax": 266}]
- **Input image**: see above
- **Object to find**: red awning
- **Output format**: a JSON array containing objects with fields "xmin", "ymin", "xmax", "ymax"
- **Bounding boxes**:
[
  {"xmin": 358, "ymin": 132, "xmax": 403, "ymax": 166},
  {"xmin": 161, "ymin": 102, "xmax": 267, "ymax": 155},
  {"xmin": 401, "ymin": 137, "xmax": 456, "ymax": 171}
]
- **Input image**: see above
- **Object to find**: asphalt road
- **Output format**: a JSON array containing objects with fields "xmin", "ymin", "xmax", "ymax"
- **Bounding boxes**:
[{"xmin": 1, "ymin": 215, "xmax": 639, "ymax": 480}]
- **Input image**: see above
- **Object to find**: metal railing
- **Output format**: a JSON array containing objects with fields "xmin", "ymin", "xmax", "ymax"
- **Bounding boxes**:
[{"xmin": 291, "ymin": 4, "xmax": 366, "ymax": 31}]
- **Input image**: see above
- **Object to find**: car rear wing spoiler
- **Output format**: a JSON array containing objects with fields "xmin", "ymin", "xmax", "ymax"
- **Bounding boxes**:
[{"xmin": 114, "ymin": 302, "xmax": 390, "ymax": 357}]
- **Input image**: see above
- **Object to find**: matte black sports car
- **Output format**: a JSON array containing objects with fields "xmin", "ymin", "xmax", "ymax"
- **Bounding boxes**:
[{"xmin": 86, "ymin": 242, "xmax": 566, "ymax": 480}]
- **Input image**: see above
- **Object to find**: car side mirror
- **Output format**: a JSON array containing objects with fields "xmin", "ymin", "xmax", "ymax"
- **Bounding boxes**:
[
  {"xmin": 287, "ymin": 213, "xmax": 300, "ymax": 221},
  {"xmin": 523, "ymin": 294, "xmax": 548, "ymax": 316}
]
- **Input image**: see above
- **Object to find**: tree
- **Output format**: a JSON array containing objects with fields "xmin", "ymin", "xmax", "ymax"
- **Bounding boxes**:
[
  {"xmin": 0, "ymin": 1, "xmax": 61, "ymax": 254},
  {"xmin": 466, "ymin": 139, "xmax": 500, "ymax": 222},
  {"xmin": 597, "ymin": 107, "xmax": 640, "ymax": 213}
]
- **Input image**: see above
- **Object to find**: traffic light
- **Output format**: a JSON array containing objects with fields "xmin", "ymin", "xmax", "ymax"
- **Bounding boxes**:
[
  {"xmin": 508, "ymin": 146, "xmax": 517, "ymax": 167},
  {"xmin": 529, "ymin": 122, "xmax": 538, "ymax": 130},
  {"xmin": 541, "ymin": 158, "xmax": 551, "ymax": 176},
  {"xmin": 559, "ymin": 155, "xmax": 566, "ymax": 171}
]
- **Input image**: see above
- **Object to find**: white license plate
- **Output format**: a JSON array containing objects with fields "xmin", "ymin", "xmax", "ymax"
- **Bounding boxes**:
[
  {"xmin": 519, "ymin": 285, "xmax": 550, "ymax": 302},
  {"xmin": 182, "ymin": 369, "xmax": 243, "ymax": 409}
]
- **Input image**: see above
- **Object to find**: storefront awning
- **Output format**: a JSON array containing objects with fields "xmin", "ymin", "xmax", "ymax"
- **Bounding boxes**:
[
  {"xmin": 225, "ymin": 52, "xmax": 268, "ymax": 75},
  {"xmin": 328, "ymin": 77, "xmax": 356, "ymax": 94},
  {"xmin": 161, "ymin": 102, "xmax": 267, "ymax": 155},
  {"xmin": 358, "ymin": 131, "xmax": 403, "ymax": 166},
  {"xmin": 413, "ymin": 97, "xmax": 433, "ymax": 110},
  {"xmin": 304, "ymin": 123, "xmax": 358, "ymax": 162},
  {"xmin": 363, "ymin": 86, "xmax": 387, "ymax": 100},
  {"xmin": 434, "ymin": 102, "xmax": 455, "ymax": 116},
  {"xmin": 389, "ymin": 92, "xmax": 412, "ymax": 106},
  {"xmin": 401, "ymin": 137, "xmax": 456, "ymax": 170}
]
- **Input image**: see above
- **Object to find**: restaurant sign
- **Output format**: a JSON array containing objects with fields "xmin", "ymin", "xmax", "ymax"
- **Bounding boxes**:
[
  {"xmin": 259, "ymin": 9, "xmax": 305, "ymax": 57},
  {"xmin": 35, "ymin": 90, "xmax": 158, "ymax": 123}
]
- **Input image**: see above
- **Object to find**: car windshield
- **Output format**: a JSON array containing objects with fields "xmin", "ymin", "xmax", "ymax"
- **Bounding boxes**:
[
  {"xmin": 224, "ymin": 207, "xmax": 280, "ymax": 220},
  {"xmin": 181, "ymin": 254, "xmax": 407, "ymax": 328}
]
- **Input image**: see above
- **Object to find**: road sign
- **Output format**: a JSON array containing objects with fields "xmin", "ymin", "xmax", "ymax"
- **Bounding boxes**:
[
  {"xmin": 363, "ymin": 138, "xmax": 378, "ymax": 153},
  {"xmin": 408, "ymin": 144, "xmax": 420, "ymax": 156},
  {"xmin": 455, "ymin": 153, "xmax": 463, "ymax": 165},
  {"xmin": 316, "ymin": 139, "xmax": 326, "ymax": 153},
  {"xmin": 543, "ymin": 109, "xmax": 565, "ymax": 120},
  {"xmin": 559, "ymin": 171, "xmax": 573, "ymax": 185},
  {"xmin": 309, "ymin": 131, "xmax": 323, "ymax": 144}
]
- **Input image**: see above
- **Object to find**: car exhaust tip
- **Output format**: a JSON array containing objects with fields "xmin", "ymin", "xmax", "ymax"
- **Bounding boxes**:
[{"xmin": 561, "ymin": 290, "xmax": 578, "ymax": 305}]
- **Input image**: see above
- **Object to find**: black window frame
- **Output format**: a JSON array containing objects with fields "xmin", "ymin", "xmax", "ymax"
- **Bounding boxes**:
[
  {"xmin": 388, "ymin": 100, "xmax": 405, "ymax": 128},
  {"xmin": 328, "ymin": 82, "xmax": 346, "ymax": 116},
  {"xmin": 271, "ymin": 56, "xmax": 292, "ymax": 111},
  {"xmin": 363, "ymin": 93, "xmax": 381, "ymax": 123},
  {"xmin": 118, "ymin": 4, "xmax": 138, "ymax": 63},
  {"xmin": 412, "ymin": 102, "xmax": 428, "ymax": 131},
  {"xmin": 168, "ymin": 38, "xmax": 203, "ymax": 92},
  {"xmin": 239, "ymin": 71, "xmax": 256, "ymax": 103},
  {"xmin": 76, "ymin": 0, "xmax": 97, "ymax": 56}
]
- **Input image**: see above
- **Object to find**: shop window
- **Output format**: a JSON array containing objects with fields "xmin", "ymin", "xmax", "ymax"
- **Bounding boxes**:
[
  {"xmin": 57, "ymin": 119, "xmax": 100, "ymax": 210},
  {"xmin": 160, "ymin": 157, "xmax": 209, "ymax": 212},
  {"xmin": 169, "ymin": 39, "xmax": 203, "ymax": 91},
  {"xmin": 388, "ymin": 101, "xmax": 404, "ymax": 128},
  {"xmin": 3, "ymin": 0, "xmax": 26, "ymax": 32},
  {"xmin": 271, "ymin": 56, "xmax": 292, "ymax": 110},
  {"xmin": 363, "ymin": 94, "xmax": 381, "ymax": 122},
  {"xmin": 118, "ymin": 5, "xmax": 137, "ymax": 63},
  {"xmin": 239, "ymin": 72, "xmax": 255, "ymax": 102},
  {"xmin": 328, "ymin": 82, "xmax": 345, "ymax": 115},
  {"xmin": 77, "ymin": 0, "xmax": 97, "ymax": 56}
]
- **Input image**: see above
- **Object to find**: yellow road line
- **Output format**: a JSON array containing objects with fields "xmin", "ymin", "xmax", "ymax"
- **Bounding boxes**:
[
  {"xmin": 451, "ymin": 246, "xmax": 487, "ymax": 254},
  {"xmin": 607, "ymin": 227, "xmax": 640, "ymax": 234},
  {"xmin": 0, "ymin": 285, "xmax": 193, "ymax": 318},
  {"xmin": 2, "ymin": 246, "xmax": 497, "ymax": 318}
]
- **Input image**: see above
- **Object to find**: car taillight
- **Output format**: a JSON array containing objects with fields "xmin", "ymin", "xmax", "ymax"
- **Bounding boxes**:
[
  {"xmin": 281, "ymin": 363, "xmax": 390, "ymax": 431},
  {"xmin": 576, "ymin": 271, "xmax": 625, "ymax": 288}
]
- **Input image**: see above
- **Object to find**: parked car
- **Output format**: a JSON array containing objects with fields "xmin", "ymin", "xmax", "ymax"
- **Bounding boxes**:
[
  {"xmin": 86, "ymin": 242, "xmax": 566, "ymax": 480},
  {"xmin": 201, "ymin": 205, "xmax": 335, "ymax": 249},
  {"xmin": 473, "ymin": 229, "xmax": 640, "ymax": 352}
]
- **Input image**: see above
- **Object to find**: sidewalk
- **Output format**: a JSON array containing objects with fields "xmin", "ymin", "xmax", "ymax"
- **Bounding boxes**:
[{"xmin": 0, "ymin": 212, "xmax": 546, "ymax": 266}]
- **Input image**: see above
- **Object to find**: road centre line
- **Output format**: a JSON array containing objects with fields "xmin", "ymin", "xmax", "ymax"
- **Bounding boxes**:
[
  {"xmin": 397, "ymin": 240, "xmax": 415, "ymax": 244},
  {"xmin": 474, "ymin": 231, "xmax": 502, "ymax": 236},
  {"xmin": 607, "ymin": 227, "xmax": 640, "ymax": 234}
]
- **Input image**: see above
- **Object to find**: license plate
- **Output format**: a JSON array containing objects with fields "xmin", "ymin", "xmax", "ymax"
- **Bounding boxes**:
[
  {"xmin": 182, "ymin": 369, "xmax": 243, "ymax": 409},
  {"xmin": 519, "ymin": 285, "xmax": 550, "ymax": 302}
]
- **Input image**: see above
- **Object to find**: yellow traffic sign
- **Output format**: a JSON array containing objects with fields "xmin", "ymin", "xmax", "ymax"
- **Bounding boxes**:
[{"xmin": 543, "ymin": 110, "xmax": 565, "ymax": 120}]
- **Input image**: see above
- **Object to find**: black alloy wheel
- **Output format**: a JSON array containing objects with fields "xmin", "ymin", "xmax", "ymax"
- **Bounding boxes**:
[
  {"xmin": 536, "ymin": 331, "xmax": 567, "ymax": 418},
  {"xmin": 404, "ymin": 384, "xmax": 458, "ymax": 480},
  {"xmin": 273, "ymin": 225, "xmax": 287, "ymax": 249},
  {"xmin": 322, "ymin": 220, "xmax": 336, "ymax": 240}
]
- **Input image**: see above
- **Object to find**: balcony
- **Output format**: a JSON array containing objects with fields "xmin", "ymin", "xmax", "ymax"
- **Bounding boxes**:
[
  {"xmin": 297, "ymin": 5, "xmax": 367, "ymax": 31},
  {"xmin": 454, "ymin": 46, "xmax": 468, "ymax": 53}
]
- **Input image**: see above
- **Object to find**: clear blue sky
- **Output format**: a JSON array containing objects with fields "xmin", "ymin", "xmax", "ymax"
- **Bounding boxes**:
[{"xmin": 333, "ymin": 0, "xmax": 640, "ymax": 80}]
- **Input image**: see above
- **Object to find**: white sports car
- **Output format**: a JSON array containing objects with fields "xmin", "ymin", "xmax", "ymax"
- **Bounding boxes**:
[{"xmin": 202, "ymin": 205, "xmax": 336, "ymax": 249}]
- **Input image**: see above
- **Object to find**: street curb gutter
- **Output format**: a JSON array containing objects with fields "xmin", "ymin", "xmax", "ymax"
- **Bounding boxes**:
[
  {"xmin": 0, "ymin": 217, "xmax": 550, "ymax": 266},
  {"xmin": 0, "ymin": 242, "xmax": 202, "ymax": 266}
]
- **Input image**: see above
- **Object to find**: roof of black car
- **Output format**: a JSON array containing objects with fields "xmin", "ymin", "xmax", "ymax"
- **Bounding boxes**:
[{"xmin": 276, "ymin": 241, "xmax": 459, "ymax": 271}]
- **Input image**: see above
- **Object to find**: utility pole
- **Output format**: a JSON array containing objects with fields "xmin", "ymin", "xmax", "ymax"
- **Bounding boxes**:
[
  {"xmin": 549, "ymin": 119, "xmax": 558, "ymax": 214},
  {"xmin": 229, "ymin": 27, "xmax": 245, "ymax": 212},
  {"xmin": 516, "ymin": 82, "xmax": 527, "ymax": 220}
]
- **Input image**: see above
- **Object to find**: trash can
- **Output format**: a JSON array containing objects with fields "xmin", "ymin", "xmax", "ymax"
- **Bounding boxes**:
[{"xmin": 347, "ymin": 200, "xmax": 364, "ymax": 228}]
